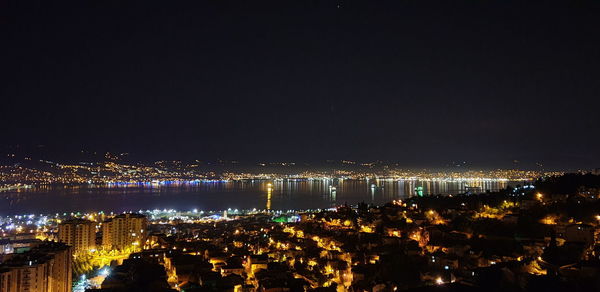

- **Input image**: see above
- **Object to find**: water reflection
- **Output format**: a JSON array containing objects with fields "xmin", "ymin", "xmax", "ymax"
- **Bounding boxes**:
[
  {"xmin": 266, "ymin": 183, "xmax": 272, "ymax": 211},
  {"xmin": 0, "ymin": 179, "xmax": 524, "ymax": 215}
]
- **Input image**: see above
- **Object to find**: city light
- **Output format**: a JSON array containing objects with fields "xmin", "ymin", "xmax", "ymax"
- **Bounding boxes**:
[{"xmin": 100, "ymin": 268, "xmax": 110, "ymax": 276}]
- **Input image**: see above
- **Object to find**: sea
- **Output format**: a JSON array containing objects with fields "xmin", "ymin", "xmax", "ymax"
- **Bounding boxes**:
[{"xmin": 0, "ymin": 179, "xmax": 527, "ymax": 215}]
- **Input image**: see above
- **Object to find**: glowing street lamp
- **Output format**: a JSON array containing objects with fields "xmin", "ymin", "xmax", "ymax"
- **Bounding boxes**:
[{"xmin": 100, "ymin": 268, "xmax": 110, "ymax": 276}]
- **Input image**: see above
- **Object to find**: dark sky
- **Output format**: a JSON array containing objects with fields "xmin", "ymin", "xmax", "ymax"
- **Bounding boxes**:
[{"xmin": 2, "ymin": 0, "xmax": 599, "ymax": 169}]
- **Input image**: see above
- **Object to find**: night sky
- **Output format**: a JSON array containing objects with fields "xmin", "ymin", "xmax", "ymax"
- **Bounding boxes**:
[{"xmin": 2, "ymin": 0, "xmax": 599, "ymax": 169}]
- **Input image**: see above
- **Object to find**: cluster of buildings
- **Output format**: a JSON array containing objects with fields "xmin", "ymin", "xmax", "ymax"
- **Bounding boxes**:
[
  {"xmin": 0, "ymin": 240, "xmax": 71, "ymax": 292},
  {"xmin": 0, "ymin": 212, "xmax": 148, "ymax": 292},
  {"xmin": 0, "ymin": 160, "xmax": 209, "ymax": 185},
  {"xmin": 34, "ymin": 193, "xmax": 590, "ymax": 291},
  {"xmin": 55, "ymin": 213, "xmax": 148, "ymax": 254},
  {"xmin": 79, "ymin": 184, "xmax": 598, "ymax": 291},
  {"xmin": 1, "ymin": 173, "xmax": 600, "ymax": 291}
]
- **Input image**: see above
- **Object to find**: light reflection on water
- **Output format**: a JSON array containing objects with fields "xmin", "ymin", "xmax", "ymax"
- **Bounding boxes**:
[{"xmin": 0, "ymin": 179, "xmax": 526, "ymax": 215}]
